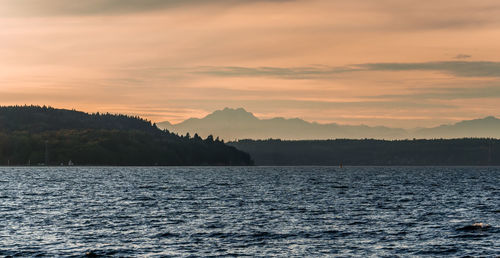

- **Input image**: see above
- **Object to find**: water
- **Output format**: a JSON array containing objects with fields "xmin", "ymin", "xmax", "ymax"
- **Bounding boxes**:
[{"xmin": 0, "ymin": 167, "xmax": 498, "ymax": 257}]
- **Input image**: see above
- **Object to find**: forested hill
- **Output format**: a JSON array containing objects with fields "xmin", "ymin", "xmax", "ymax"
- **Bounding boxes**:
[
  {"xmin": 229, "ymin": 139, "xmax": 500, "ymax": 166},
  {"xmin": 0, "ymin": 105, "xmax": 158, "ymax": 133},
  {"xmin": 0, "ymin": 106, "xmax": 253, "ymax": 166}
]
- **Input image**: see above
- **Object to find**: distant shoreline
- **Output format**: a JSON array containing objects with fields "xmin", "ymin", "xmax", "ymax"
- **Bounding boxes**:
[
  {"xmin": 230, "ymin": 138, "xmax": 500, "ymax": 166},
  {"xmin": 2, "ymin": 165, "xmax": 500, "ymax": 168}
]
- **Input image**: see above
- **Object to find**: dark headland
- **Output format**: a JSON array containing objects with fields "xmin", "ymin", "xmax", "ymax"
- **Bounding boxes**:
[{"xmin": 0, "ymin": 106, "xmax": 253, "ymax": 166}]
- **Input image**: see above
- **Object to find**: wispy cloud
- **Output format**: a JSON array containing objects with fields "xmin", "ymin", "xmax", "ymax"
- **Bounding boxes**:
[
  {"xmin": 163, "ymin": 98, "xmax": 455, "ymax": 110},
  {"xmin": 358, "ymin": 61, "xmax": 500, "ymax": 77},
  {"xmin": 454, "ymin": 54, "xmax": 471, "ymax": 59},
  {"xmin": 192, "ymin": 61, "xmax": 500, "ymax": 79},
  {"xmin": 193, "ymin": 66, "xmax": 355, "ymax": 79},
  {"xmin": 1, "ymin": 0, "xmax": 293, "ymax": 16},
  {"xmin": 368, "ymin": 85, "xmax": 500, "ymax": 100}
]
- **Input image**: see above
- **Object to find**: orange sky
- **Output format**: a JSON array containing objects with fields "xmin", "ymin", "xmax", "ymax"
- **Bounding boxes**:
[{"xmin": 1, "ymin": 0, "xmax": 500, "ymax": 127}]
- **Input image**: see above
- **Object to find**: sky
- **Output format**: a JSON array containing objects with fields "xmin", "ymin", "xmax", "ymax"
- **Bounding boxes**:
[{"xmin": 1, "ymin": 0, "xmax": 500, "ymax": 128}]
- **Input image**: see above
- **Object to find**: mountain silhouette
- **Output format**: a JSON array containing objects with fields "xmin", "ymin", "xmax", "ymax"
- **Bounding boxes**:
[
  {"xmin": 158, "ymin": 108, "xmax": 407, "ymax": 140},
  {"xmin": 414, "ymin": 116, "xmax": 500, "ymax": 139},
  {"xmin": 157, "ymin": 108, "xmax": 500, "ymax": 140}
]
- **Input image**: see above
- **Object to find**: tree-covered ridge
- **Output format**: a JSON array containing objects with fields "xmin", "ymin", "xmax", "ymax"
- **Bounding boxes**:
[
  {"xmin": 229, "ymin": 139, "xmax": 500, "ymax": 166},
  {"xmin": 0, "ymin": 105, "xmax": 159, "ymax": 133},
  {"xmin": 0, "ymin": 106, "xmax": 253, "ymax": 166}
]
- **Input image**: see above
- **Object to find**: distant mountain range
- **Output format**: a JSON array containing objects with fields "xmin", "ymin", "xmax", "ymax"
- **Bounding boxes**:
[{"xmin": 157, "ymin": 108, "xmax": 500, "ymax": 140}]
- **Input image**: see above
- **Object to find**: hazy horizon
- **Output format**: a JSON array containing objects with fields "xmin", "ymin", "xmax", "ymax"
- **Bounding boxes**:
[
  {"xmin": 159, "ymin": 106, "xmax": 497, "ymax": 128},
  {"xmin": 157, "ymin": 107, "xmax": 500, "ymax": 140}
]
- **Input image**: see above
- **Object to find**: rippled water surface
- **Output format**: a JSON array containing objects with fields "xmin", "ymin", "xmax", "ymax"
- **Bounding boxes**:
[{"xmin": 0, "ymin": 166, "xmax": 499, "ymax": 257}]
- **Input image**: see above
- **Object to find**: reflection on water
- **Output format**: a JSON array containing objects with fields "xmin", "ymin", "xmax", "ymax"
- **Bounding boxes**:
[{"xmin": 0, "ymin": 166, "xmax": 498, "ymax": 256}]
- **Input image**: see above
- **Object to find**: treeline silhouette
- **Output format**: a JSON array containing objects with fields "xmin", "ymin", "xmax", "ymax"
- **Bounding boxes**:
[
  {"xmin": 0, "ymin": 106, "xmax": 253, "ymax": 166},
  {"xmin": 0, "ymin": 105, "xmax": 159, "ymax": 133},
  {"xmin": 229, "ymin": 139, "xmax": 500, "ymax": 166}
]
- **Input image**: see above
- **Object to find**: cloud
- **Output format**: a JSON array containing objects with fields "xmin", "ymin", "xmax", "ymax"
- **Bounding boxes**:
[
  {"xmin": 454, "ymin": 54, "xmax": 471, "ymax": 59},
  {"xmin": 358, "ymin": 61, "xmax": 500, "ymax": 77},
  {"xmin": 163, "ymin": 97, "xmax": 454, "ymax": 110},
  {"xmin": 193, "ymin": 66, "xmax": 354, "ymax": 79},
  {"xmin": 192, "ymin": 61, "xmax": 500, "ymax": 79},
  {"xmin": 3, "ymin": 0, "xmax": 500, "ymax": 33},
  {"xmin": 368, "ymin": 85, "xmax": 500, "ymax": 100},
  {"xmin": 1, "ymin": 0, "xmax": 293, "ymax": 16}
]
